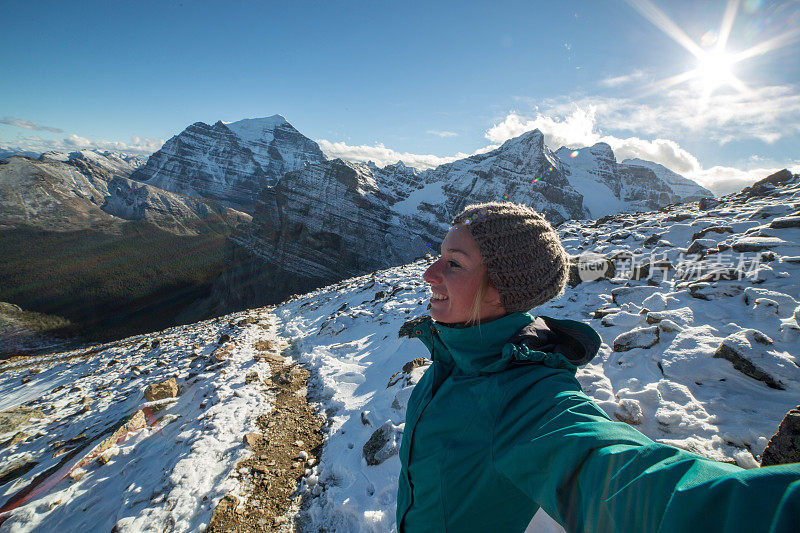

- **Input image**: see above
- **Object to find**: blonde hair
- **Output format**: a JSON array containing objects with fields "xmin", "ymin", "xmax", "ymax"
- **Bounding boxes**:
[{"xmin": 465, "ymin": 268, "xmax": 491, "ymax": 326}]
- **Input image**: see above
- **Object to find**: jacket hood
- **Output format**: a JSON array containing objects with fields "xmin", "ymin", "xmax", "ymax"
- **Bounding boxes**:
[{"xmin": 406, "ymin": 313, "xmax": 602, "ymax": 374}]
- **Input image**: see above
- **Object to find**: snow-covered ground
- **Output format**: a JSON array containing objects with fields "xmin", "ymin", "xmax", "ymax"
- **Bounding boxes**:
[{"xmin": 1, "ymin": 173, "xmax": 798, "ymax": 532}]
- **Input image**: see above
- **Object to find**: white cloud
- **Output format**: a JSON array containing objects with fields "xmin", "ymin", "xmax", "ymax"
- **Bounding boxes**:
[
  {"xmin": 426, "ymin": 130, "xmax": 458, "ymax": 138},
  {"xmin": 2, "ymin": 133, "xmax": 164, "ymax": 157},
  {"xmin": 1, "ymin": 116, "xmax": 63, "ymax": 133},
  {"xmin": 316, "ymin": 139, "xmax": 472, "ymax": 169},
  {"xmin": 484, "ymin": 107, "xmax": 800, "ymax": 194},
  {"xmin": 599, "ymin": 70, "xmax": 646, "ymax": 87},
  {"xmin": 537, "ymin": 84, "xmax": 800, "ymax": 145},
  {"xmin": 688, "ymin": 163, "xmax": 800, "ymax": 196},
  {"xmin": 487, "ymin": 108, "xmax": 702, "ymax": 174}
]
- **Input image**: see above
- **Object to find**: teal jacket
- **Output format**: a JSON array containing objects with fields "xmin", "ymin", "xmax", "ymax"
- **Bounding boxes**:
[{"xmin": 396, "ymin": 312, "xmax": 800, "ymax": 532}]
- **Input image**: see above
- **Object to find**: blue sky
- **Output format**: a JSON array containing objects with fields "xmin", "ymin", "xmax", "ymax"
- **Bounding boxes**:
[{"xmin": 1, "ymin": 0, "xmax": 798, "ymax": 194}]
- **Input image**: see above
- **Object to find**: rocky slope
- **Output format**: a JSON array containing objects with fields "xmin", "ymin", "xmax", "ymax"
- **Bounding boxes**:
[
  {"xmin": 131, "ymin": 116, "xmax": 325, "ymax": 214},
  {"xmin": 0, "ymin": 151, "xmax": 247, "ymax": 235},
  {"xmin": 0, "ymin": 151, "xmax": 251, "ymax": 344},
  {"xmin": 555, "ymin": 143, "xmax": 714, "ymax": 219},
  {"xmin": 1, "ymin": 169, "xmax": 797, "ymax": 532},
  {"xmin": 213, "ymin": 129, "xmax": 712, "ymax": 313}
]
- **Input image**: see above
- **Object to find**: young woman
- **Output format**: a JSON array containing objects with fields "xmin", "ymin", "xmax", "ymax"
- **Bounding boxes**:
[{"xmin": 396, "ymin": 202, "xmax": 800, "ymax": 532}]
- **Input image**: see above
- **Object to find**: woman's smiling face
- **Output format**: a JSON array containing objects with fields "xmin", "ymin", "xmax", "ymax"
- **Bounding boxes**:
[{"xmin": 422, "ymin": 226, "xmax": 505, "ymax": 324}]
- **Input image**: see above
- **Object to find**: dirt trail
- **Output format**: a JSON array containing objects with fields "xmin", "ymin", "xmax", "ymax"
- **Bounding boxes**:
[{"xmin": 208, "ymin": 332, "xmax": 323, "ymax": 532}]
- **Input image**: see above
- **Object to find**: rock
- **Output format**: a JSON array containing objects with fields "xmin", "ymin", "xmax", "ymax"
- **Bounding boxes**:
[
  {"xmin": 212, "ymin": 344, "xmax": 234, "ymax": 363},
  {"xmin": 691, "ymin": 225, "xmax": 733, "ymax": 240},
  {"xmin": 569, "ymin": 253, "xmax": 616, "ymax": 286},
  {"xmin": 743, "ymin": 287, "xmax": 799, "ymax": 316},
  {"xmin": 360, "ymin": 410, "xmax": 374, "ymax": 426},
  {"xmin": 398, "ymin": 316, "xmax": 429, "ymax": 338},
  {"xmin": 5, "ymin": 431, "xmax": 30, "ymax": 447},
  {"xmin": 590, "ymin": 306, "xmax": 619, "ymax": 320},
  {"xmin": 687, "ymin": 238, "xmax": 717, "ymax": 255},
  {"xmin": 0, "ymin": 455, "xmax": 38, "ymax": 486},
  {"xmin": 610, "ymin": 285, "xmax": 660, "ymax": 306},
  {"xmin": 218, "ymin": 334, "xmax": 232, "ymax": 344},
  {"xmin": 601, "ymin": 311, "xmax": 643, "ymax": 328},
  {"xmin": 144, "ymin": 377, "xmax": 179, "ymax": 402},
  {"xmin": 254, "ymin": 352, "xmax": 285, "ymax": 364},
  {"xmin": 761, "ymin": 406, "xmax": 800, "ymax": 466},
  {"xmin": 769, "ymin": 216, "xmax": 800, "ymax": 229},
  {"xmin": 402, "ymin": 358, "xmax": 429, "ymax": 373},
  {"xmin": 731, "ymin": 236, "xmax": 786, "ymax": 252},
  {"xmin": 245, "ymin": 372, "xmax": 260, "ymax": 384},
  {"xmin": 372, "ymin": 290, "xmax": 388, "ymax": 301},
  {"xmin": 363, "ymin": 420, "xmax": 403, "ymax": 466},
  {"xmin": 613, "ymin": 326, "xmax": 660, "ymax": 352},
  {"xmin": 0, "ymin": 406, "xmax": 44, "ymax": 434},
  {"xmin": 698, "ymin": 197, "xmax": 721, "ymax": 210},
  {"xmin": 713, "ymin": 330, "xmax": 785, "ymax": 390},
  {"xmin": 243, "ymin": 433, "xmax": 263, "ymax": 449},
  {"xmin": 614, "ymin": 399, "xmax": 643, "ymax": 425}
]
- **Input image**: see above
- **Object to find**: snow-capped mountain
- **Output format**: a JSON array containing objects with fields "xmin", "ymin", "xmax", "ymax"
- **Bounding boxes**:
[
  {"xmin": 212, "ymin": 128, "xmax": 713, "ymax": 313},
  {"xmin": 555, "ymin": 143, "xmax": 714, "ymax": 219},
  {"xmin": 2, "ymin": 169, "xmax": 797, "ymax": 532},
  {"xmin": 130, "ymin": 116, "xmax": 325, "ymax": 214},
  {"xmin": 0, "ymin": 151, "xmax": 247, "ymax": 234},
  {"xmin": 623, "ymin": 157, "xmax": 714, "ymax": 203}
]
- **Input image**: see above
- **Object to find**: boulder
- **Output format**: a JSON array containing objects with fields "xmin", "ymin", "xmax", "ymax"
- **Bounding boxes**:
[
  {"xmin": 731, "ymin": 236, "xmax": 786, "ymax": 252},
  {"xmin": 769, "ymin": 216, "xmax": 800, "ymax": 229},
  {"xmin": 0, "ymin": 406, "xmax": 44, "ymax": 434},
  {"xmin": 363, "ymin": 420, "xmax": 403, "ymax": 466},
  {"xmin": 613, "ymin": 326, "xmax": 660, "ymax": 352},
  {"xmin": 144, "ymin": 377, "xmax": 179, "ymax": 402},
  {"xmin": 761, "ymin": 406, "xmax": 800, "ymax": 466},
  {"xmin": 713, "ymin": 330, "xmax": 785, "ymax": 390}
]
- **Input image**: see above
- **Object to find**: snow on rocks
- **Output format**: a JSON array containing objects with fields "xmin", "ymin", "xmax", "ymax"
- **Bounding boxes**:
[
  {"xmin": 613, "ymin": 326, "xmax": 660, "ymax": 351},
  {"xmin": 362, "ymin": 421, "xmax": 403, "ymax": 466},
  {"xmin": 0, "ymin": 310, "xmax": 279, "ymax": 532},
  {"xmin": 712, "ymin": 329, "xmax": 799, "ymax": 390}
]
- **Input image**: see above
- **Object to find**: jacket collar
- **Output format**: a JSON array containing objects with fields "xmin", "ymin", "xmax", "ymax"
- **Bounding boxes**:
[{"xmin": 408, "ymin": 312, "xmax": 601, "ymax": 375}]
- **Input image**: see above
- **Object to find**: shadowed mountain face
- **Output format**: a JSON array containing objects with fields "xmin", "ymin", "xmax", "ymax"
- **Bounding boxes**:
[
  {"xmin": 130, "ymin": 116, "xmax": 326, "ymax": 214},
  {"xmin": 209, "ymin": 129, "xmax": 713, "ymax": 314},
  {"xmin": 0, "ymin": 151, "xmax": 250, "ymax": 344}
]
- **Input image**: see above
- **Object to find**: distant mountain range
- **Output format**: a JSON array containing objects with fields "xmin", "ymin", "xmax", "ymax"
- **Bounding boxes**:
[
  {"xmin": 0, "ymin": 115, "xmax": 715, "ymax": 342},
  {"xmin": 128, "ymin": 115, "xmax": 711, "ymax": 312},
  {"xmin": 0, "ymin": 149, "xmax": 250, "ymax": 344}
]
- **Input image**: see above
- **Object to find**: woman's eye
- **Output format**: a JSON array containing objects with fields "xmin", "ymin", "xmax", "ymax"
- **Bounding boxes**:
[{"xmin": 448, "ymin": 260, "xmax": 460, "ymax": 268}]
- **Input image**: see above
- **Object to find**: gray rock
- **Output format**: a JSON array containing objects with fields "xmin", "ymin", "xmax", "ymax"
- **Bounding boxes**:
[
  {"xmin": 613, "ymin": 326, "xmax": 660, "ymax": 352},
  {"xmin": 769, "ymin": 216, "xmax": 800, "ymax": 229},
  {"xmin": 731, "ymin": 236, "xmax": 787, "ymax": 252},
  {"xmin": 761, "ymin": 406, "xmax": 800, "ymax": 466},
  {"xmin": 713, "ymin": 330, "xmax": 783, "ymax": 390},
  {"xmin": 363, "ymin": 420, "xmax": 403, "ymax": 466}
]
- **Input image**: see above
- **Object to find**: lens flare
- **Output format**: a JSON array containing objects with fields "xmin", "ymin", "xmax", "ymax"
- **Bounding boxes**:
[{"xmin": 570, "ymin": 150, "xmax": 579, "ymax": 158}]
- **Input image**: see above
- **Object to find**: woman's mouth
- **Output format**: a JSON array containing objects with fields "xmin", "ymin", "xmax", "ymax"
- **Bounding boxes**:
[{"xmin": 431, "ymin": 291, "xmax": 449, "ymax": 301}]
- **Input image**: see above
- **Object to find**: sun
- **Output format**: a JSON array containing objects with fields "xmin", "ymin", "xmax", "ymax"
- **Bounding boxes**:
[
  {"xmin": 696, "ymin": 48, "xmax": 737, "ymax": 94},
  {"xmin": 624, "ymin": 0, "xmax": 800, "ymax": 100}
]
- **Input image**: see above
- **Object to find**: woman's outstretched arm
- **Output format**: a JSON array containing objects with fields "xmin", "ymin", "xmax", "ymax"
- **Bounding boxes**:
[{"xmin": 491, "ymin": 369, "xmax": 800, "ymax": 533}]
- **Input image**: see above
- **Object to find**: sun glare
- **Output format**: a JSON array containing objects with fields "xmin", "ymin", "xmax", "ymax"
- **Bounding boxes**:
[
  {"xmin": 696, "ymin": 48, "xmax": 736, "ymax": 93},
  {"xmin": 625, "ymin": 0, "xmax": 800, "ymax": 100}
]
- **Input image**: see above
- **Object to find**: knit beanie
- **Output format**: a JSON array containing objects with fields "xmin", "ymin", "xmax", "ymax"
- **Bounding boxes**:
[{"xmin": 451, "ymin": 202, "xmax": 569, "ymax": 313}]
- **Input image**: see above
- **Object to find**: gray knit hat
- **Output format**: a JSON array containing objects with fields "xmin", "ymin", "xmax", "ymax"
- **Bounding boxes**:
[{"xmin": 451, "ymin": 202, "xmax": 569, "ymax": 313}]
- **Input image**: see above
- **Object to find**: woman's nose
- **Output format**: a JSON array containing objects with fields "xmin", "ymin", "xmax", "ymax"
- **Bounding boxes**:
[{"xmin": 423, "ymin": 259, "xmax": 443, "ymax": 284}]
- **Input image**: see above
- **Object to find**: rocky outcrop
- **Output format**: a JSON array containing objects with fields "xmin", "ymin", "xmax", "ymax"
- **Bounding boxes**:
[
  {"xmin": 556, "ymin": 144, "xmax": 714, "ymax": 219},
  {"xmin": 212, "ymin": 159, "xmax": 428, "ymax": 311},
  {"xmin": 0, "ymin": 153, "xmax": 248, "ymax": 235},
  {"xmin": 761, "ymin": 405, "xmax": 800, "ymax": 466},
  {"xmin": 131, "ymin": 116, "xmax": 325, "ymax": 214}
]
